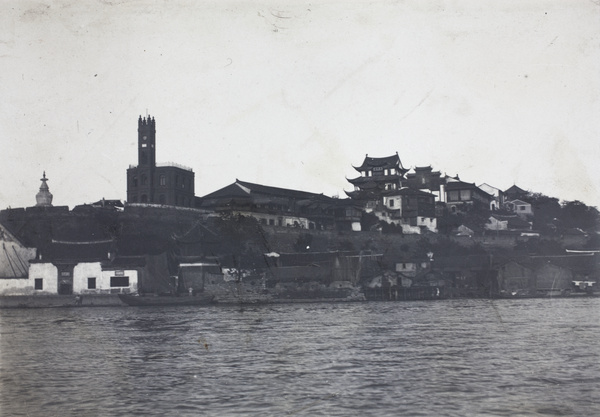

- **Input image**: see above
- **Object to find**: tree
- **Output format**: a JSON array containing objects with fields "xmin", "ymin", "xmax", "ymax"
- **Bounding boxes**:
[
  {"xmin": 524, "ymin": 193, "xmax": 561, "ymax": 233},
  {"xmin": 560, "ymin": 200, "xmax": 600, "ymax": 231},
  {"xmin": 360, "ymin": 212, "xmax": 380, "ymax": 232},
  {"xmin": 213, "ymin": 213, "xmax": 268, "ymax": 268}
]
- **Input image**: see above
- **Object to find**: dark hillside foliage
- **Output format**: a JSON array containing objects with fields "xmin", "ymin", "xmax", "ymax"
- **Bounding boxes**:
[{"xmin": 560, "ymin": 200, "xmax": 599, "ymax": 231}]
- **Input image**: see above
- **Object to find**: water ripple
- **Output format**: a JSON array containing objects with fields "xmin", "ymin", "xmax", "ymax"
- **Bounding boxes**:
[{"xmin": 2, "ymin": 300, "xmax": 600, "ymax": 416}]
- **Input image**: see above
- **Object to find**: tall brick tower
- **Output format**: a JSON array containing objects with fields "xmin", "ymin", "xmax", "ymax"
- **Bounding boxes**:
[
  {"xmin": 127, "ymin": 115, "xmax": 195, "ymax": 207},
  {"xmin": 136, "ymin": 115, "xmax": 156, "ymax": 203}
]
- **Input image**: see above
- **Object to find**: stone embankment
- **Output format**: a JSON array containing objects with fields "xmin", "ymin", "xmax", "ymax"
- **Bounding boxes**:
[{"xmin": 0, "ymin": 294, "xmax": 125, "ymax": 308}]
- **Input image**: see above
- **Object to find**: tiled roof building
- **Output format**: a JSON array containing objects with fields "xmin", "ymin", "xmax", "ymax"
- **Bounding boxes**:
[
  {"xmin": 345, "ymin": 153, "xmax": 408, "ymax": 201},
  {"xmin": 504, "ymin": 184, "xmax": 528, "ymax": 201},
  {"xmin": 198, "ymin": 179, "xmax": 362, "ymax": 231}
]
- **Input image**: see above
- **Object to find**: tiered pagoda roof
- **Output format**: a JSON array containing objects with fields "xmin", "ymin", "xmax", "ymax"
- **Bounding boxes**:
[
  {"xmin": 352, "ymin": 152, "xmax": 408, "ymax": 174},
  {"xmin": 346, "ymin": 153, "xmax": 409, "ymax": 201}
]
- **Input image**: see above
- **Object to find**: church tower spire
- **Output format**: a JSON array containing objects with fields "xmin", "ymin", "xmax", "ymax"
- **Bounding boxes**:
[{"xmin": 35, "ymin": 171, "xmax": 53, "ymax": 207}]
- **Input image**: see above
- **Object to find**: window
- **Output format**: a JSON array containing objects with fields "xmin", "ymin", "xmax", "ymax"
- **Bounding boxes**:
[
  {"xmin": 389, "ymin": 199, "xmax": 394, "ymax": 207},
  {"xmin": 159, "ymin": 175, "xmax": 166, "ymax": 186},
  {"xmin": 34, "ymin": 278, "xmax": 43, "ymax": 290},
  {"xmin": 269, "ymin": 219, "xmax": 275, "ymax": 225},
  {"xmin": 110, "ymin": 276, "xmax": 129, "ymax": 287},
  {"xmin": 132, "ymin": 176, "xmax": 138, "ymax": 187},
  {"xmin": 141, "ymin": 143, "xmax": 147, "ymax": 148},
  {"xmin": 88, "ymin": 278, "xmax": 96, "ymax": 289},
  {"xmin": 519, "ymin": 206, "xmax": 526, "ymax": 211},
  {"xmin": 460, "ymin": 190, "xmax": 470, "ymax": 200},
  {"xmin": 141, "ymin": 174, "xmax": 147, "ymax": 185},
  {"xmin": 61, "ymin": 271, "xmax": 71, "ymax": 277}
]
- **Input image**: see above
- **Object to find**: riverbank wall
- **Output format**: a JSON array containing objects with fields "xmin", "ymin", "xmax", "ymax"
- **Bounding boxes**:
[{"xmin": 0, "ymin": 294, "xmax": 126, "ymax": 308}]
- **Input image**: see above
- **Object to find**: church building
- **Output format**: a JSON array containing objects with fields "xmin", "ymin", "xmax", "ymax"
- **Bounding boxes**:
[{"xmin": 126, "ymin": 116, "xmax": 195, "ymax": 207}]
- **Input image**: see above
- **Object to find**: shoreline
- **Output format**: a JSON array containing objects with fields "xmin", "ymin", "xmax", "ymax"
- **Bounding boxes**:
[{"xmin": 1, "ymin": 291, "xmax": 598, "ymax": 309}]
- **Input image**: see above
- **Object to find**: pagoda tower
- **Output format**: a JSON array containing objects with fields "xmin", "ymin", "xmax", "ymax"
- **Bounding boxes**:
[
  {"xmin": 345, "ymin": 152, "xmax": 408, "ymax": 201},
  {"xmin": 35, "ymin": 171, "xmax": 53, "ymax": 207}
]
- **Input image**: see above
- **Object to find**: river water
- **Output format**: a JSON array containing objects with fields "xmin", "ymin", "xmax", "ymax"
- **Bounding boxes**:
[{"xmin": 1, "ymin": 298, "xmax": 600, "ymax": 416}]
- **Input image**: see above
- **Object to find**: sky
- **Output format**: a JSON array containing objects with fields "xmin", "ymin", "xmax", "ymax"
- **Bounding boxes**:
[{"xmin": 1, "ymin": 0, "xmax": 599, "ymax": 210}]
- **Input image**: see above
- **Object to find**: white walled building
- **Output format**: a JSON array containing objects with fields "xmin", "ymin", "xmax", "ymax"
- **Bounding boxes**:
[{"xmin": 73, "ymin": 262, "xmax": 139, "ymax": 294}]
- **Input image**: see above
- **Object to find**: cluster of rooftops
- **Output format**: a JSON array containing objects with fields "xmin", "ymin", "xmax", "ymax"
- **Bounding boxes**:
[{"xmin": 27, "ymin": 116, "xmax": 533, "ymax": 234}]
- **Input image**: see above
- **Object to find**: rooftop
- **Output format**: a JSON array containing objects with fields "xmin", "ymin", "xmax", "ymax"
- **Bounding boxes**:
[
  {"xmin": 129, "ymin": 162, "xmax": 193, "ymax": 171},
  {"xmin": 200, "ymin": 179, "xmax": 328, "ymax": 201},
  {"xmin": 353, "ymin": 153, "xmax": 408, "ymax": 173}
]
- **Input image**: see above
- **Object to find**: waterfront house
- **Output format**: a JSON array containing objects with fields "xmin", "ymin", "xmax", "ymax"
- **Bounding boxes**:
[
  {"xmin": 72, "ymin": 261, "xmax": 140, "ymax": 295},
  {"xmin": 496, "ymin": 261, "xmax": 536, "ymax": 295},
  {"xmin": 395, "ymin": 256, "xmax": 431, "ymax": 278},
  {"xmin": 534, "ymin": 262, "xmax": 573, "ymax": 296},
  {"xmin": 29, "ymin": 239, "xmax": 141, "ymax": 295}
]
